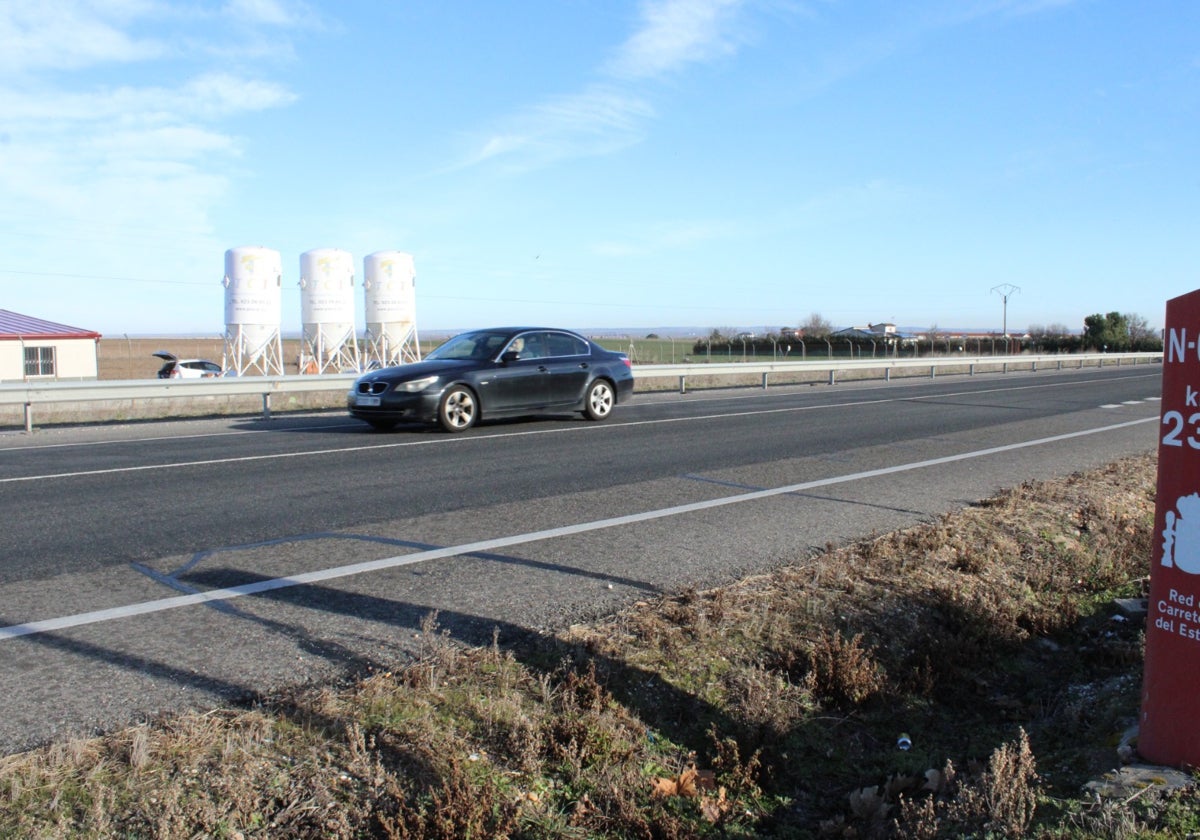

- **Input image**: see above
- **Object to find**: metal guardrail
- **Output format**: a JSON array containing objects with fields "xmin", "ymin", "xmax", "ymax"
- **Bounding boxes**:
[
  {"xmin": 634, "ymin": 352, "xmax": 1162, "ymax": 393},
  {"xmin": 0, "ymin": 352, "xmax": 1162, "ymax": 433}
]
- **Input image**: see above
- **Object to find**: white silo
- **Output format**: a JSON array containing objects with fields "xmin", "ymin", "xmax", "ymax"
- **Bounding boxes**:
[
  {"xmin": 222, "ymin": 246, "xmax": 285, "ymax": 376},
  {"xmin": 363, "ymin": 250, "xmax": 420, "ymax": 367},
  {"xmin": 298, "ymin": 248, "xmax": 360, "ymax": 374}
]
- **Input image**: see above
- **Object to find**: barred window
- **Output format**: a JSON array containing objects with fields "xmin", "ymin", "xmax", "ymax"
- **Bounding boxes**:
[{"xmin": 23, "ymin": 346, "xmax": 56, "ymax": 377}]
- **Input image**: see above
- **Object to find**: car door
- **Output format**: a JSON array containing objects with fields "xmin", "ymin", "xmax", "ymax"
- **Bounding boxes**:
[
  {"xmin": 484, "ymin": 332, "xmax": 550, "ymax": 413},
  {"xmin": 542, "ymin": 331, "xmax": 592, "ymax": 406}
]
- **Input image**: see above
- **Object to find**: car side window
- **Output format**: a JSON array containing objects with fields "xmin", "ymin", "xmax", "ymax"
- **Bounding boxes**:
[
  {"xmin": 546, "ymin": 332, "xmax": 587, "ymax": 358},
  {"xmin": 518, "ymin": 333, "xmax": 548, "ymax": 359}
]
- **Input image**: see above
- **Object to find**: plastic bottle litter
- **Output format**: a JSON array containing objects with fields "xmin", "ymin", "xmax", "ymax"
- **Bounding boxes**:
[{"xmin": 897, "ymin": 733, "xmax": 912, "ymax": 751}]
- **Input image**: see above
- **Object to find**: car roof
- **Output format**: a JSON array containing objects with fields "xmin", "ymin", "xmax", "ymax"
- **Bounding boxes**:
[{"xmin": 463, "ymin": 326, "xmax": 585, "ymax": 336}]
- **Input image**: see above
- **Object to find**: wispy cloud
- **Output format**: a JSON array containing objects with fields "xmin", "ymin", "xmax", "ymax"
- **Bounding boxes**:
[
  {"xmin": 605, "ymin": 0, "xmax": 749, "ymax": 80},
  {"xmin": 222, "ymin": 0, "xmax": 324, "ymax": 30},
  {"xmin": 458, "ymin": 0, "xmax": 752, "ymax": 173},
  {"xmin": 459, "ymin": 86, "xmax": 654, "ymax": 173},
  {"xmin": 0, "ymin": 0, "xmax": 307, "ymax": 292},
  {"xmin": 0, "ymin": 0, "xmax": 164, "ymax": 74}
]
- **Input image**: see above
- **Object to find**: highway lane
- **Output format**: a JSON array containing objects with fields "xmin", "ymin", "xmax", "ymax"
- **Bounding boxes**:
[
  {"xmin": 0, "ymin": 367, "xmax": 1160, "ymax": 575},
  {"xmin": 0, "ymin": 365, "xmax": 1163, "ymax": 751}
]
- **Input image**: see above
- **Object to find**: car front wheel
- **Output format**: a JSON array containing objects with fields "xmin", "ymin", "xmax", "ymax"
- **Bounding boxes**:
[
  {"xmin": 582, "ymin": 379, "xmax": 615, "ymax": 421},
  {"xmin": 438, "ymin": 386, "xmax": 477, "ymax": 432}
]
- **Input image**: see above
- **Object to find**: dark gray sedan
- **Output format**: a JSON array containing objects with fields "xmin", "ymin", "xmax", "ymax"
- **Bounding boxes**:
[{"xmin": 347, "ymin": 327, "xmax": 634, "ymax": 432}]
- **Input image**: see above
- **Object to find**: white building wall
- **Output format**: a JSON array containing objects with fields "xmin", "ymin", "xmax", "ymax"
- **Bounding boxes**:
[{"xmin": 0, "ymin": 338, "xmax": 99, "ymax": 382}]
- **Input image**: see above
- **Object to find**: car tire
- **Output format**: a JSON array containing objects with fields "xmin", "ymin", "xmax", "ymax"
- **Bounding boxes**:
[
  {"xmin": 438, "ymin": 386, "xmax": 477, "ymax": 432},
  {"xmin": 582, "ymin": 379, "xmax": 615, "ymax": 421}
]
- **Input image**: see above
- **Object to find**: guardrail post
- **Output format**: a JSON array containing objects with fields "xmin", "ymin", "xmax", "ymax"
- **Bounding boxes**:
[
  {"xmin": 969, "ymin": 363, "xmax": 975, "ymax": 376},
  {"xmin": 829, "ymin": 370, "xmax": 836, "ymax": 385},
  {"xmin": 679, "ymin": 376, "xmax": 686, "ymax": 394},
  {"xmin": 930, "ymin": 365, "xmax": 936, "ymax": 378},
  {"xmin": 762, "ymin": 373, "xmax": 769, "ymax": 389},
  {"xmin": 1003, "ymin": 362, "xmax": 1009, "ymax": 374},
  {"xmin": 1032, "ymin": 360, "xmax": 1038, "ymax": 372},
  {"xmin": 885, "ymin": 368, "xmax": 891, "ymax": 382},
  {"xmin": 24, "ymin": 402, "xmax": 33, "ymax": 434},
  {"xmin": 262, "ymin": 393, "xmax": 272, "ymax": 420},
  {"xmin": 1057, "ymin": 359, "xmax": 1062, "ymax": 370}
]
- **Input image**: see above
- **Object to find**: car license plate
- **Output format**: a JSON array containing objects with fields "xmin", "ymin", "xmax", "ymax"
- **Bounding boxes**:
[{"xmin": 356, "ymin": 395, "xmax": 381, "ymax": 407}]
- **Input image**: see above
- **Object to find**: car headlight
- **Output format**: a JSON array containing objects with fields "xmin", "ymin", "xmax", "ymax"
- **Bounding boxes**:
[{"xmin": 399, "ymin": 375, "xmax": 439, "ymax": 392}]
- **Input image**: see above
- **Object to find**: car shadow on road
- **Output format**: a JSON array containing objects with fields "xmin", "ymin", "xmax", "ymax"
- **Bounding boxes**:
[{"xmin": 177, "ymin": 567, "xmax": 736, "ymax": 758}]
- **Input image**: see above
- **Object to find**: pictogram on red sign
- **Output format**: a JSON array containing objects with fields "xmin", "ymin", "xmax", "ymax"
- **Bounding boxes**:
[{"xmin": 1140, "ymin": 288, "xmax": 1200, "ymax": 767}]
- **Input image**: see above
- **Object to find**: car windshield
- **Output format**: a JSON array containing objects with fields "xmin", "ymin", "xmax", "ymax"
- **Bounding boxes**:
[{"xmin": 426, "ymin": 331, "xmax": 511, "ymax": 361}]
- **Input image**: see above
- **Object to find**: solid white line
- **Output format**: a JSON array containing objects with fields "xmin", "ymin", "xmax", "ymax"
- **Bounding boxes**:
[
  {"xmin": 0, "ymin": 415, "xmax": 1155, "ymax": 641},
  {"xmin": 0, "ymin": 375, "xmax": 1162, "ymax": 484},
  {"xmin": 0, "ymin": 420, "xmax": 365, "ymax": 452}
]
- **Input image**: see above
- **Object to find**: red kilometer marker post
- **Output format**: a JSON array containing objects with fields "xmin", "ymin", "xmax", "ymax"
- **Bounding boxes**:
[{"xmin": 1140, "ymin": 287, "xmax": 1200, "ymax": 768}]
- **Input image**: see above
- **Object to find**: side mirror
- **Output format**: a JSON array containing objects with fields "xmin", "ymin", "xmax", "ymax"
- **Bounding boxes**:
[{"xmin": 502, "ymin": 350, "xmax": 520, "ymax": 363}]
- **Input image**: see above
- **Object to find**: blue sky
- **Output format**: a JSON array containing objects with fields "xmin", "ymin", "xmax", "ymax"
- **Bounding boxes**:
[{"xmin": 0, "ymin": 0, "xmax": 1195, "ymax": 337}]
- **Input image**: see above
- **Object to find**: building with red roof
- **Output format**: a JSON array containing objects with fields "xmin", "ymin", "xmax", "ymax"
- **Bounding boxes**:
[{"xmin": 0, "ymin": 310, "xmax": 102, "ymax": 382}]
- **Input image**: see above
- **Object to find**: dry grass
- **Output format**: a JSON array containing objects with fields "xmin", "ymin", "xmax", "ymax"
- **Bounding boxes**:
[{"xmin": 1, "ymin": 452, "xmax": 1195, "ymax": 838}]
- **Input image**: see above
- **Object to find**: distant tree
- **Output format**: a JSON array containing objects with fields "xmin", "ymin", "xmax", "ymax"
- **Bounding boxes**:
[
  {"xmin": 694, "ymin": 328, "xmax": 730, "ymax": 355},
  {"xmin": 645, "ymin": 333, "xmax": 660, "ymax": 339},
  {"xmin": 799, "ymin": 313, "xmax": 834, "ymax": 338},
  {"xmin": 1083, "ymin": 312, "xmax": 1127, "ymax": 351},
  {"xmin": 1126, "ymin": 313, "xmax": 1160, "ymax": 350},
  {"xmin": 1028, "ymin": 322, "xmax": 1079, "ymax": 353},
  {"xmin": 1082, "ymin": 311, "xmax": 1160, "ymax": 352}
]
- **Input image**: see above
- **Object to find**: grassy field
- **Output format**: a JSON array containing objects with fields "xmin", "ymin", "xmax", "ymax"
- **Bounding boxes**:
[
  {"xmin": 1, "ymin": 452, "xmax": 1192, "ymax": 838},
  {"xmin": 95, "ymin": 335, "xmax": 898, "ymax": 380}
]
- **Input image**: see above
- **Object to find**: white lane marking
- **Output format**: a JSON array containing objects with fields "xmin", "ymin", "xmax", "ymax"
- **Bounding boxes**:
[
  {"xmin": 0, "ymin": 416, "xmax": 1155, "ymax": 641},
  {"xmin": 0, "ymin": 376, "xmax": 1164, "ymax": 484},
  {"xmin": 0, "ymin": 420, "xmax": 363, "ymax": 452}
]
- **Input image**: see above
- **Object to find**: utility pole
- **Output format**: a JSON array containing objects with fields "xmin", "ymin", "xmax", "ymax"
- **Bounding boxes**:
[{"xmin": 991, "ymin": 284, "xmax": 1020, "ymax": 337}]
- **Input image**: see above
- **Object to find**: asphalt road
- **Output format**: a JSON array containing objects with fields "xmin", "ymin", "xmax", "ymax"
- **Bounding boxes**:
[{"xmin": 0, "ymin": 365, "xmax": 1162, "ymax": 753}]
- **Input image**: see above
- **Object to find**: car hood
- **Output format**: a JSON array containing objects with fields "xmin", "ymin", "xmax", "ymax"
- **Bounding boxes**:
[{"xmin": 356, "ymin": 359, "xmax": 479, "ymax": 383}]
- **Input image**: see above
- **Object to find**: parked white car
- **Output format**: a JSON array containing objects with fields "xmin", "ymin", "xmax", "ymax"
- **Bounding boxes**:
[{"xmin": 153, "ymin": 351, "xmax": 224, "ymax": 379}]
